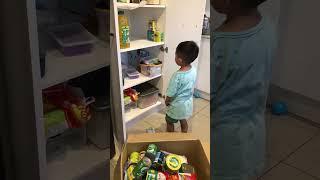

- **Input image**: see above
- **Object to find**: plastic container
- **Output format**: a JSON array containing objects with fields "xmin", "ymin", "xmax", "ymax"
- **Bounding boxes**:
[
  {"xmin": 135, "ymin": 83, "xmax": 159, "ymax": 109},
  {"xmin": 126, "ymin": 68, "xmax": 140, "ymax": 79},
  {"xmin": 140, "ymin": 64, "xmax": 162, "ymax": 77},
  {"xmin": 140, "ymin": 58, "xmax": 162, "ymax": 77},
  {"xmin": 95, "ymin": 8, "xmax": 110, "ymax": 41},
  {"xmin": 48, "ymin": 23, "xmax": 96, "ymax": 56}
]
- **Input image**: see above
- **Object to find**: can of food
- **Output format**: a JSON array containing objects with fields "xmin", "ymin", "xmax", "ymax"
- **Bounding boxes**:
[
  {"xmin": 127, "ymin": 164, "xmax": 136, "ymax": 180},
  {"xmin": 163, "ymin": 172, "xmax": 180, "ymax": 180},
  {"xmin": 129, "ymin": 152, "xmax": 140, "ymax": 165},
  {"xmin": 179, "ymin": 163, "xmax": 195, "ymax": 174},
  {"xmin": 132, "ymin": 157, "xmax": 152, "ymax": 178},
  {"xmin": 153, "ymin": 151, "xmax": 165, "ymax": 167},
  {"xmin": 146, "ymin": 144, "xmax": 159, "ymax": 160},
  {"xmin": 165, "ymin": 154, "xmax": 182, "ymax": 174},
  {"xmin": 146, "ymin": 170, "xmax": 166, "ymax": 180},
  {"xmin": 154, "ymin": 31, "xmax": 161, "ymax": 42},
  {"xmin": 178, "ymin": 173, "xmax": 197, "ymax": 180}
]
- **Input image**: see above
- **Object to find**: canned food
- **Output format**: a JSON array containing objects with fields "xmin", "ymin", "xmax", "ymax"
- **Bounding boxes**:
[
  {"xmin": 165, "ymin": 154, "xmax": 182, "ymax": 174},
  {"xmin": 178, "ymin": 173, "xmax": 197, "ymax": 180},
  {"xmin": 146, "ymin": 170, "xmax": 166, "ymax": 180},
  {"xmin": 153, "ymin": 151, "xmax": 165, "ymax": 168},
  {"xmin": 179, "ymin": 163, "xmax": 195, "ymax": 174},
  {"xmin": 129, "ymin": 152, "xmax": 140, "ymax": 165},
  {"xmin": 126, "ymin": 165, "xmax": 135, "ymax": 180},
  {"xmin": 147, "ymin": 30, "xmax": 154, "ymax": 41},
  {"xmin": 132, "ymin": 157, "xmax": 152, "ymax": 178},
  {"xmin": 163, "ymin": 172, "xmax": 180, "ymax": 180},
  {"xmin": 146, "ymin": 144, "xmax": 159, "ymax": 161}
]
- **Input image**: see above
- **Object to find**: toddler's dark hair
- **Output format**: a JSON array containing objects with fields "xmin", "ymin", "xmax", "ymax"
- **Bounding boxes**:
[
  {"xmin": 176, "ymin": 41, "xmax": 199, "ymax": 65},
  {"xmin": 241, "ymin": 0, "xmax": 267, "ymax": 8}
]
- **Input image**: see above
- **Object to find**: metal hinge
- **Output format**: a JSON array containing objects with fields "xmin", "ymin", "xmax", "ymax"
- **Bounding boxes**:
[{"xmin": 160, "ymin": 46, "xmax": 168, "ymax": 53}]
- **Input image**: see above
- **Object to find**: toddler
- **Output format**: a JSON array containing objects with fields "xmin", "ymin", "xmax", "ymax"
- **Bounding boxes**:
[
  {"xmin": 165, "ymin": 41, "xmax": 199, "ymax": 133},
  {"xmin": 211, "ymin": 0, "xmax": 277, "ymax": 179}
]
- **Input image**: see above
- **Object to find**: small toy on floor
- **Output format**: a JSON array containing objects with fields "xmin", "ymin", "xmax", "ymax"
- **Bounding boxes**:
[{"xmin": 271, "ymin": 101, "xmax": 288, "ymax": 115}]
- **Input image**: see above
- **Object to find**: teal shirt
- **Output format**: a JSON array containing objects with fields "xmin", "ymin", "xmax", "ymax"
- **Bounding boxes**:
[
  {"xmin": 211, "ymin": 17, "xmax": 277, "ymax": 179},
  {"xmin": 166, "ymin": 67, "xmax": 197, "ymax": 120}
]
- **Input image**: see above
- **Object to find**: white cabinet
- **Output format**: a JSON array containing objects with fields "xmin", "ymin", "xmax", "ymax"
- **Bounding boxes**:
[
  {"xmin": 111, "ymin": 0, "xmax": 206, "ymax": 143},
  {"xmin": 195, "ymin": 36, "xmax": 210, "ymax": 99}
]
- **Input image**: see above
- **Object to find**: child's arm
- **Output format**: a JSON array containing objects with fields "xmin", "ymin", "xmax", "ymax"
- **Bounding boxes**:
[{"xmin": 165, "ymin": 96, "xmax": 173, "ymax": 106}]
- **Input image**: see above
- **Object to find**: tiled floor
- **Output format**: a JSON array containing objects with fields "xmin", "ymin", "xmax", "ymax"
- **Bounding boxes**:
[
  {"xmin": 261, "ymin": 113, "xmax": 320, "ymax": 179},
  {"xmin": 126, "ymin": 98, "xmax": 210, "ymax": 144},
  {"xmin": 111, "ymin": 98, "xmax": 320, "ymax": 180}
]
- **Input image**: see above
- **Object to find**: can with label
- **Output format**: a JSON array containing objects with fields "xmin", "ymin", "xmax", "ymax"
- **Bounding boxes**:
[
  {"xmin": 153, "ymin": 151, "xmax": 165, "ymax": 168},
  {"xmin": 132, "ymin": 157, "xmax": 152, "ymax": 178},
  {"xmin": 129, "ymin": 152, "xmax": 140, "ymax": 165},
  {"xmin": 147, "ymin": 29, "xmax": 154, "ymax": 41},
  {"xmin": 146, "ymin": 144, "xmax": 159, "ymax": 161},
  {"xmin": 179, "ymin": 163, "xmax": 195, "ymax": 174},
  {"xmin": 146, "ymin": 170, "xmax": 166, "ymax": 180},
  {"xmin": 126, "ymin": 164, "xmax": 136, "ymax": 180},
  {"xmin": 165, "ymin": 154, "xmax": 182, "ymax": 174}
]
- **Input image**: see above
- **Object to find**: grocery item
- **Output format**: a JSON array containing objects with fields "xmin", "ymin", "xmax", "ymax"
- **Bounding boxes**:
[
  {"xmin": 153, "ymin": 151, "xmax": 165, "ymax": 169},
  {"xmin": 126, "ymin": 68, "xmax": 140, "ymax": 79},
  {"xmin": 127, "ymin": 165, "xmax": 135, "ymax": 180},
  {"xmin": 118, "ymin": 0, "xmax": 130, "ymax": 3},
  {"xmin": 178, "ymin": 173, "xmax": 197, "ymax": 180},
  {"xmin": 180, "ymin": 163, "xmax": 196, "ymax": 174},
  {"xmin": 129, "ymin": 152, "xmax": 141, "ymax": 165},
  {"xmin": 163, "ymin": 172, "xmax": 180, "ymax": 180},
  {"xmin": 165, "ymin": 154, "xmax": 182, "ymax": 174},
  {"xmin": 140, "ymin": 58, "xmax": 162, "ymax": 77},
  {"xmin": 44, "ymin": 109, "xmax": 68, "ymax": 138},
  {"xmin": 161, "ymin": 32, "xmax": 164, "ymax": 42},
  {"xmin": 132, "ymin": 157, "xmax": 152, "ymax": 178},
  {"xmin": 146, "ymin": 170, "xmax": 166, "ymax": 180},
  {"xmin": 161, "ymin": 151, "xmax": 188, "ymax": 164},
  {"xmin": 118, "ymin": 11, "xmax": 130, "ymax": 49},
  {"xmin": 146, "ymin": 144, "xmax": 159, "ymax": 161},
  {"xmin": 147, "ymin": 29, "xmax": 154, "ymax": 41},
  {"xmin": 154, "ymin": 30, "xmax": 161, "ymax": 42}
]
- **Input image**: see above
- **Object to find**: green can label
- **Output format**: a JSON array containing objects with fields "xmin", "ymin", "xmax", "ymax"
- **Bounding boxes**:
[
  {"xmin": 146, "ymin": 170, "xmax": 158, "ymax": 180},
  {"xmin": 132, "ymin": 157, "xmax": 152, "ymax": 177}
]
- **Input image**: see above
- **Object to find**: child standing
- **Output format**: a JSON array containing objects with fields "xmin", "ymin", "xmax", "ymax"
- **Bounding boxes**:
[
  {"xmin": 211, "ymin": 0, "xmax": 277, "ymax": 179},
  {"xmin": 165, "ymin": 41, "xmax": 199, "ymax": 133}
]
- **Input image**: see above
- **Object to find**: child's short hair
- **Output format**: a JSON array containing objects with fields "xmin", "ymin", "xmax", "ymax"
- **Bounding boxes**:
[
  {"xmin": 241, "ymin": 0, "xmax": 267, "ymax": 8},
  {"xmin": 176, "ymin": 41, "xmax": 199, "ymax": 65}
]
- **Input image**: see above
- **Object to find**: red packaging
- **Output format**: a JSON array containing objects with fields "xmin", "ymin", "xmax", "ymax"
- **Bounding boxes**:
[
  {"xmin": 178, "ymin": 173, "xmax": 197, "ymax": 180},
  {"xmin": 43, "ymin": 84, "xmax": 95, "ymax": 128},
  {"xmin": 163, "ymin": 172, "xmax": 179, "ymax": 180}
]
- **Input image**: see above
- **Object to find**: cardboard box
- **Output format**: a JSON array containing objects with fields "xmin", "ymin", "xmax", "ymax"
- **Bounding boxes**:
[{"xmin": 117, "ymin": 133, "xmax": 210, "ymax": 179}]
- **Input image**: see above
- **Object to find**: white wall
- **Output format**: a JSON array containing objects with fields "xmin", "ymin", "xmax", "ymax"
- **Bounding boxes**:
[{"xmin": 272, "ymin": 0, "xmax": 320, "ymax": 101}]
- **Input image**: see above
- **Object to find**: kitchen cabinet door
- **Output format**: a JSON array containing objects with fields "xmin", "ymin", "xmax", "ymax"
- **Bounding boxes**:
[{"xmin": 160, "ymin": 0, "xmax": 206, "ymax": 95}]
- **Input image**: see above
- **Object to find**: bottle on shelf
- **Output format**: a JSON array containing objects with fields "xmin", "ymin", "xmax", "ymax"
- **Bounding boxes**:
[{"xmin": 118, "ymin": 11, "xmax": 130, "ymax": 49}]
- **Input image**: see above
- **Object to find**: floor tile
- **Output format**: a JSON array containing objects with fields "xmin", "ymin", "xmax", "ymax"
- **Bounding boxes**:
[
  {"xmin": 285, "ymin": 133, "xmax": 320, "ymax": 178},
  {"xmin": 260, "ymin": 163, "xmax": 316, "ymax": 180},
  {"xmin": 266, "ymin": 114, "xmax": 319, "ymax": 161},
  {"xmin": 199, "ymin": 105, "xmax": 210, "ymax": 117},
  {"xmin": 189, "ymin": 113, "xmax": 210, "ymax": 143},
  {"xmin": 193, "ymin": 98, "xmax": 209, "ymax": 114}
]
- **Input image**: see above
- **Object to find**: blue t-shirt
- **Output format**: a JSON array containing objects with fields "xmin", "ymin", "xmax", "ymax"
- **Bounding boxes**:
[
  {"xmin": 166, "ymin": 67, "xmax": 197, "ymax": 120},
  {"xmin": 211, "ymin": 17, "xmax": 277, "ymax": 179}
]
